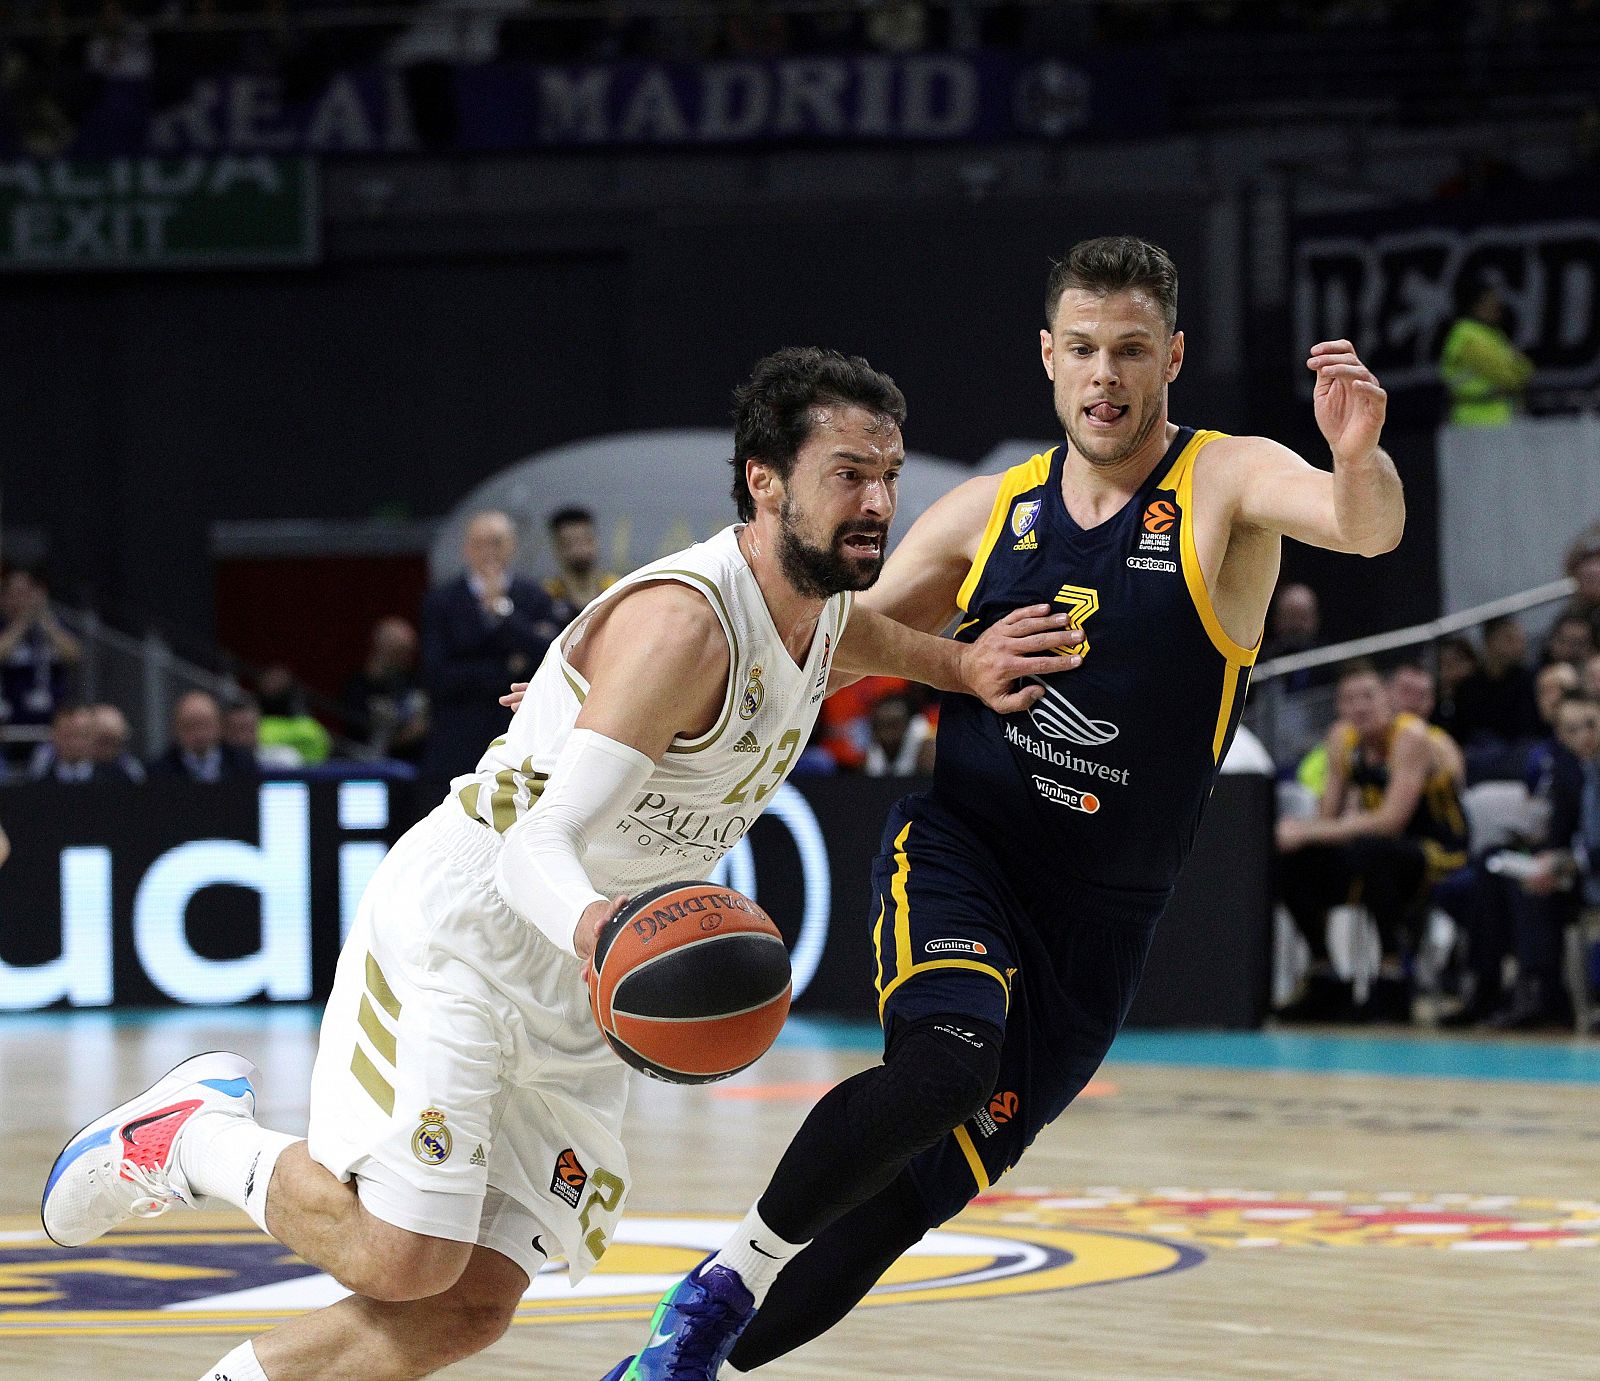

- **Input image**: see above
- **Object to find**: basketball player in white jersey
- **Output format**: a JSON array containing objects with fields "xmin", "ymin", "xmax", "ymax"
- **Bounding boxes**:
[{"xmin": 40, "ymin": 347, "xmax": 1081, "ymax": 1381}]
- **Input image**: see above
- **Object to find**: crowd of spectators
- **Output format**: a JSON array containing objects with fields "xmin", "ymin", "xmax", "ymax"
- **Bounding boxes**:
[
  {"xmin": 0, "ymin": 504, "xmax": 942, "ymax": 796},
  {"xmin": 1264, "ymin": 520, "xmax": 1600, "ymax": 1032}
]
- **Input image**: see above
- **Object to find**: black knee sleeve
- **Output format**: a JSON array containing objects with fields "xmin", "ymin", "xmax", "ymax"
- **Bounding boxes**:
[
  {"xmin": 755, "ymin": 1012, "xmax": 1003, "ymax": 1245},
  {"xmin": 845, "ymin": 1014, "xmax": 1003, "ymax": 1156}
]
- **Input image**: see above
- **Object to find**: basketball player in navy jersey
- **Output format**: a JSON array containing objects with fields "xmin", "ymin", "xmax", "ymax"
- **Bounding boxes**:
[{"xmin": 603, "ymin": 236, "xmax": 1404, "ymax": 1381}]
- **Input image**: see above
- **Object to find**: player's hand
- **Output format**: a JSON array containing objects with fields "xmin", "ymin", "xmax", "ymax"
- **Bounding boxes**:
[
  {"xmin": 1308, "ymin": 340, "xmax": 1387, "ymax": 465},
  {"xmin": 959, "ymin": 605, "xmax": 1083, "ymax": 715},
  {"xmin": 576, "ymin": 894, "xmax": 630, "ymax": 983},
  {"xmin": 499, "ymin": 680, "xmax": 531, "ymax": 709}
]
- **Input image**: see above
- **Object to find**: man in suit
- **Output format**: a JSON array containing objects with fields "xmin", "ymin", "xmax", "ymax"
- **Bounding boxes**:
[
  {"xmin": 147, "ymin": 689, "xmax": 259, "ymax": 783},
  {"xmin": 30, "ymin": 703, "xmax": 116, "ymax": 784},
  {"xmin": 422, "ymin": 510, "xmax": 562, "ymax": 777}
]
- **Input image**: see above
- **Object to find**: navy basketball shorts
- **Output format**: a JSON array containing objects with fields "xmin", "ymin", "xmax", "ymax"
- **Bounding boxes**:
[{"xmin": 869, "ymin": 791, "xmax": 1168, "ymax": 1226}]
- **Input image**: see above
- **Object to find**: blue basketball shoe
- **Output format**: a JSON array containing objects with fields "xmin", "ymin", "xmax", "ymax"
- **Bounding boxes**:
[
  {"xmin": 601, "ymin": 1255, "xmax": 756, "ymax": 1380},
  {"xmin": 42, "ymin": 1051, "xmax": 257, "ymax": 1247}
]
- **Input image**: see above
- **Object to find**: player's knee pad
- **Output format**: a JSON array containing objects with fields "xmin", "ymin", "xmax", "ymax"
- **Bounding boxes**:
[{"xmin": 842, "ymin": 1014, "xmax": 1003, "ymax": 1158}]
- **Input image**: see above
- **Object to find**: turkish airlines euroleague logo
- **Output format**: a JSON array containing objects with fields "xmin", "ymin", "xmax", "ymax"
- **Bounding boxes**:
[
  {"xmin": 1142, "ymin": 501, "xmax": 1177, "ymax": 533},
  {"xmin": 550, "ymin": 1148, "xmax": 588, "ymax": 1208},
  {"xmin": 989, "ymin": 1091, "xmax": 1020, "ymax": 1124}
]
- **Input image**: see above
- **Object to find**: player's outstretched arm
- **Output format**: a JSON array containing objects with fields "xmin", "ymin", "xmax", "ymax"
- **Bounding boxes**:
[
  {"xmin": 831, "ymin": 472, "xmax": 1081, "ymax": 711},
  {"xmin": 836, "ymin": 602, "xmax": 1078, "ymax": 714},
  {"xmin": 1221, "ymin": 341, "xmax": 1404, "ymax": 558},
  {"xmin": 495, "ymin": 583, "xmax": 730, "ymax": 961}
]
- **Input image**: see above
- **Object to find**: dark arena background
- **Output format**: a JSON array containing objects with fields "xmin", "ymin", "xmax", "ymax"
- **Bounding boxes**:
[{"xmin": 3, "ymin": 2, "xmax": 1600, "ymax": 1376}]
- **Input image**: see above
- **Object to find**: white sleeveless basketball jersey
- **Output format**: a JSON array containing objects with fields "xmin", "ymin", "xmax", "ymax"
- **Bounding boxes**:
[{"xmin": 448, "ymin": 525, "xmax": 852, "ymax": 896}]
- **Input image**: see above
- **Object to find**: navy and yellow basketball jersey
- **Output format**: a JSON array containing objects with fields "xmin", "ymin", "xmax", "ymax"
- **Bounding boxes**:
[
  {"xmin": 1338, "ymin": 714, "xmax": 1468, "ymax": 879},
  {"xmin": 932, "ymin": 427, "xmax": 1258, "ymax": 894}
]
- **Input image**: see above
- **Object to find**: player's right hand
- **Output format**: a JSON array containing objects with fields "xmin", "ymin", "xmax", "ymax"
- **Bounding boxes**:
[
  {"xmin": 576, "ymin": 894, "xmax": 630, "ymax": 984},
  {"xmin": 960, "ymin": 605, "xmax": 1084, "ymax": 715},
  {"xmin": 499, "ymin": 680, "xmax": 531, "ymax": 709}
]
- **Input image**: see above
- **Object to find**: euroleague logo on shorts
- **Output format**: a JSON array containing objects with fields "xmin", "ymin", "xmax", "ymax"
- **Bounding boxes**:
[
  {"xmin": 550, "ymin": 1148, "xmax": 589, "ymax": 1208},
  {"xmin": 988, "ymin": 1091, "xmax": 1020, "ymax": 1124}
]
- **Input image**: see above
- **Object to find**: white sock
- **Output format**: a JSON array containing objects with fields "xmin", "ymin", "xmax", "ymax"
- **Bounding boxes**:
[
  {"xmin": 197, "ymin": 1338, "xmax": 269, "ymax": 1381},
  {"xmin": 710, "ymin": 1203, "xmax": 807, "ymax": 1303},
  {"xmin": 178, "ymin": 1112, "xmax": 299, "ymax": 1234}
]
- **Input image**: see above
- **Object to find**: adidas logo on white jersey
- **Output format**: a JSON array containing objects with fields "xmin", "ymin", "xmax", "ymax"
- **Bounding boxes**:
[
  {"xmin": 470, "ymin": 1144, "xmax": 487, "ymax": 1167},
  {"xmin": 732, "ymin": 730, "xmax": 760, "ymax": 753}
]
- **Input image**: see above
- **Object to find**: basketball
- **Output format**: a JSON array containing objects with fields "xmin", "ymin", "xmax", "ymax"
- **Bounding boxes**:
[{"xmin": 587, "ymin": 880, "xmax": 792, "ymax": 1084}]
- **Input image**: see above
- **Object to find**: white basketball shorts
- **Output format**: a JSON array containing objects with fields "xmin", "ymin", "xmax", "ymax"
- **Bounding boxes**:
[{"xmin": 307, "ymin": 799, "xmax": 631, "ymax": 1285}]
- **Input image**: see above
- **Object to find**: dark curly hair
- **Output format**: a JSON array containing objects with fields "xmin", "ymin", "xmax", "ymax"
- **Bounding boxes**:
[
  {"xmin": 1044, "ymin": 235, "xmax": 1179, "ymax": 335},
  {"xmin": 729, "ymin": 347, "xmax": 907, "ymax": 522}
]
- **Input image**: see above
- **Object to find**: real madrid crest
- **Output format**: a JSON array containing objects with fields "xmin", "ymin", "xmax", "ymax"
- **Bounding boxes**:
[
  {"xmin": 739, "ymin": 664, "xmax": 765, "ymax": 720},
  {"xmin": 412, "ymin": 1108, "xmax": 452, "ymax": 1165}
]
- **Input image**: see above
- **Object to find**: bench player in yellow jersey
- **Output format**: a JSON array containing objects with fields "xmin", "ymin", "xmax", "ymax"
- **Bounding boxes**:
[
  {"xmin": 602, "ymin": 236, "xmax": 1406, "ymax": 1381},
  {"xmin": 1278, "ymin": 659, "xmax": 1468, "ymax": 1021}
]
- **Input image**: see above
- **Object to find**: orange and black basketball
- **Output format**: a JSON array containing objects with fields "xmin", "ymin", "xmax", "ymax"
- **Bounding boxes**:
[{"xmin": 587, "ymin": 880, "xmax": 792, "ymax": 1084}]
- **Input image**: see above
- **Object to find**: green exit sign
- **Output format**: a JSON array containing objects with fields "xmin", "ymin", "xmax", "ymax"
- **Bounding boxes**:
[{"xmin": 0, "ymin": 157, "xmax": 319, "ymax": 270}]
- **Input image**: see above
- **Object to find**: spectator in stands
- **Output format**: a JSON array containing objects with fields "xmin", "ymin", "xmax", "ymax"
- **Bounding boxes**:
[
  {"xmin": 1542, "ymin": 611, "xmax": 1597, "ymax": 671},
  {"xmin": 817, "ymin": 674, "xmax": 913, "ymax": 771},
  {"xmin": 342, "ymin": 617, "xmax": 429, "ymax": 764},
  {"xmin": 1559, "ymin": 524, "xmax": 1600, "ymax": 643},
  {"xmin": 255, "ymin": 664, "xmax": 332, "ymax": 766},
  {"xmin": 1439, "ymin": 283, "xmax": 1535, "ymax": 426},
  {"xmin": 1449, "ymin": 615, "xmax": 1543, "ymax": 750},
  {"xmin": 544, "ymin": 506, "xmax": 619, "ymax": 624},
  {"xmin": 30, "ymin": 703, "xmax": 113, "ymax": 784},
  {"xmin": 0, "ymin": 567, "xmax": 82, "ymax": 766},
  {"xmin": 1451, "ymin": 692, "xmax": 1600, "ymax": 1029},
  {"xmin": 147, "ymin": 690, "xmax": 258, "ymax": 783},
  {"xmin": 1583, "ymin": 654, "xmax": 1600, "ymax": 704},
  {"xmin": 1260, "ymin": 582, "xmax": 1323, "ymax": 669},
  {"xmin": 88, "ymin": 702, "xmax": 145, "ymax": 783},
  {"xmin": 862, "ymin": 692, "xmax": 936, "ymax": 776},
  {"xmin": 1431, "ymin": 633, "xmax": 1480, "ymax": 742},
  {"xmin": 221, "ymin": 692, "xmax": 301, "ymax": 769},
  {"xmin": 1536, "ymin": 659, "xmax": 1582, "ymax": 736},
  {"xmin": 422, "ymin": 510, "xmax": 562, "ymax": 777},
  {"xmin": 1276, "ymin": 660, "xmax": 1469, "ymax": 1022},
  {"xmin": 1388, "ymin": 662, "xmax": 1436, "ymax": 721}
]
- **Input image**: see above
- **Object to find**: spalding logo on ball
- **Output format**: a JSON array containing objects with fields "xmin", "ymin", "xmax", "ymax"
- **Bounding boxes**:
[{"xmin": 587, "ymin": 880, "xmax": 792, "ymax": 1084}]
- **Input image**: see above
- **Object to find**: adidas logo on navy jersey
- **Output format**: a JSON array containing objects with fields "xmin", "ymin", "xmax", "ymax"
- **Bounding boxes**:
[
  {"xmin": 1013, "ymin": 530, "xmax": 1037, "ymax": 552},
  {"xmin": 732, "ymin": 730, "xmax": 760, "ymax": 753}
]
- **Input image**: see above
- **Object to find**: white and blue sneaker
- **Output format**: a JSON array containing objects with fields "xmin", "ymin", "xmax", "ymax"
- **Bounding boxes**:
[
  {"xmin": 601, "ymin": 1255, "xmax": 756, "ymax": 1381},
  {"xmin": 41, "ymin": 1050, "xmax": 257, "ymax": 1248}
]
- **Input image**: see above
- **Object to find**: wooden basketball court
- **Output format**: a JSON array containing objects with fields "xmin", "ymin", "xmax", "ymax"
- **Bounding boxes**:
[{"xmin": 5, "ymin": 1008, "xmax": 1598, "ymax": 1379}]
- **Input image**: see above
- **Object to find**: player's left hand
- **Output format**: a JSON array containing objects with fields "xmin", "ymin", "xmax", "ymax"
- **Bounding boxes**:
[
  {"xmin": 499, "ymin": 680, "xmax": 531, "ymax": 710},
  {"xmin": 1308, "ymin": 340, "xmax": 1387, "ymax": 465},
  {"xmin": 959, "ymin": 605, "xmax": 1084, "ymax": 715}
]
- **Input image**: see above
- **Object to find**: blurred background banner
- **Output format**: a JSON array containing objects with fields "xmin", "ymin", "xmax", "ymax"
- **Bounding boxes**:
[
  {"xmin": 0, "ymin": 773, "xmax": 1272, "ymax": 1026},
  {"xmin": 1292, "ymin": 178, "xmax": 1600, "ymax": 400},
  {"xmin": 0, "ymin": 156, "xmax": 318, "ymax": 268},
  {"xmin": 4, "ymin": 53, "xmax": 1165, "ymax": 158}
]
